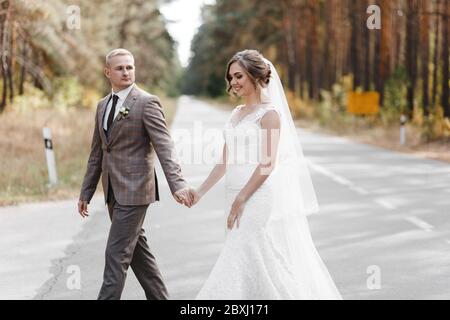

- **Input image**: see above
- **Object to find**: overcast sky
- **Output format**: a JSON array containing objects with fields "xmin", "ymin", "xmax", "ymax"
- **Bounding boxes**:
[{"xmin": 160, "ymin": 0, "xmax": 215, "ymax": 67}]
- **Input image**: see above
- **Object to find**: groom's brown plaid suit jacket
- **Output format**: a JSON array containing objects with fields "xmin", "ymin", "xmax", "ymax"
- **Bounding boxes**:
[{"xmin": 79, "ymin": 84, "xmax": 186, "ymax": 205}]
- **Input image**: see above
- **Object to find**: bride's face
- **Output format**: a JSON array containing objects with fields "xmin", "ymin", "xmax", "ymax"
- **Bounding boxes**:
[{"xmin": 229, "ymin": 62, "xmax": 255, "ymax": 97}]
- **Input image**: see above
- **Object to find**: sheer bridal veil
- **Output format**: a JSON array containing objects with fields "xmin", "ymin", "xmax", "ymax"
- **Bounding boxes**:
[
  {"xmin": 260, "ymin": 59, "xmax": 341, "ymax": 299},
  {"xmin": 260, "ymin": 58, "xmax": 319, "ymax": 218}
]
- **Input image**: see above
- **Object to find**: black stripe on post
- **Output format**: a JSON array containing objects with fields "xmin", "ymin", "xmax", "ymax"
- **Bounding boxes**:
[{"xmin": 44, "ymin": 138, "xmax": 53, "ymax": 150}]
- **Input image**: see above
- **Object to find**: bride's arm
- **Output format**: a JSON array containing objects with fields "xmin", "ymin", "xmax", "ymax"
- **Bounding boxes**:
[
  {"xmin": 237, "ymin": 111, "xmax": 280, "ymax": 202},
  {"xmin": 194, "ymin": 143, "xmax": 227, "ymax": 203},
  {"xmin": 227, "ymin": 111, "xmax": 280, "ymax": 229}
]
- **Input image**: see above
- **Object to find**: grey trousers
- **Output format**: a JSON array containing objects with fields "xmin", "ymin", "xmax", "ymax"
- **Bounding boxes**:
[{"xmin": 97, "ymin": 184, "xmax": 169, "ymax": 300}]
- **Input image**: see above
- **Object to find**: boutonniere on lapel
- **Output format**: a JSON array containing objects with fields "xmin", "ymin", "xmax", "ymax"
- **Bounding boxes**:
[{"xmin": 117, "ymin": 106, "xmax": 130, "ymax": 121}]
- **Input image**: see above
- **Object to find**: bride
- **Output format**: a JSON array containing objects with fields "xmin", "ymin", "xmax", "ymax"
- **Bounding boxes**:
[{"xmin": 192, "ymin": 49, "xmax": 342, "ymax": 300}]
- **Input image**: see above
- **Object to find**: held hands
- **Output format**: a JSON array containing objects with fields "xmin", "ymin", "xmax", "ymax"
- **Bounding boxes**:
[
  {"xmin": 173, "ymin": 187, "xmax": 200, "ymax": 208},
  {"xmin": 79, "ymin": 188, "xmax": 199, "ymax": 217}
]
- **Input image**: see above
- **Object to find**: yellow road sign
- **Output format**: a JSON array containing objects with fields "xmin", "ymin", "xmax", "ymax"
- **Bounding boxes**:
[{"xmin": 347, "ymin": 91, "xmax": 380, "ymax": 115}]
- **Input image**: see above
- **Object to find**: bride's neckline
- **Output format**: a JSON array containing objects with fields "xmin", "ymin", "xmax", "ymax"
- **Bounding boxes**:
[{"xmin": 230, "ymin": 103, "xmax": 271, "ymax": 128}]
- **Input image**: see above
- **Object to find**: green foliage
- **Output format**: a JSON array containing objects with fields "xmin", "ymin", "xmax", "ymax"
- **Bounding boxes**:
[
  {"xmin": 11, "ymin": 77, "xmax": 101, "ymax": 113},
  {"xmin": 52, "ymin": 77, "xmax": 83, "ymax": 110},
  {"xmin": 1, "ymin": 0, "xmax": 178, "ymax": 112},
  {"xmin": 314, "ymin": 75, "xmax": 351, "ymax": 125},
  {"xmin": 182, "ymin": 0, "xmax": 282, "ymax": 97},
  {"xmin": 161, "ymin": 60, "xmax": 183, "ymax": 98},
  {"xmin": 382, "ymin": 66, "xmax": 408, "ymax": 125},
  {"xmin": 422, "ymin": 107, "xmax": 450, "ymax": 141},
  {"xmin": 13, "ymin": 84, "xmax": 52, "ymax": 112}
]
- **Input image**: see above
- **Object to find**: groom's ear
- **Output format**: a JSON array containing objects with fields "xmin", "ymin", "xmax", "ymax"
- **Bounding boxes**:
[{"xmin": 104, "ymin": 67, "xmax": 111, "ymax": 79}]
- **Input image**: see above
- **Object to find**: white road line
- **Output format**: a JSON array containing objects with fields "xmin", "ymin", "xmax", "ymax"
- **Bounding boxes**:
[
  {"xmin": 404, "ymin": 216, "xmax": 434, "ymax": 232},
  {"xmin": 410, "ymin": 209, "xmax": 433, "ymax": 214},
  {"xmin": 375, "ymin": 198, "xmax": 396, "ymax": 210},
  {"xmin": 352, "ymin": 186, "xmax": 370, "ymax": 195},
  {"xmin": 308, "ymin": 161, "xmax": 369, "ymax": 195},
  {"xmin": 372, "ymin": 184, "xmax": 450, "ymax": 195}
]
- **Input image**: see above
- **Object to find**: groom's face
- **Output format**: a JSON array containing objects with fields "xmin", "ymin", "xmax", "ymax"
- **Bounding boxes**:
[{"xmin": 104, "ymin": 54, "xmax": 135, "ymax": 91}]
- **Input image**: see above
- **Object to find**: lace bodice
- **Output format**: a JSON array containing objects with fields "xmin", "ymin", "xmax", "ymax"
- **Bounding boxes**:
[{"xmin": 224, "ymin": 105, "xmax": 279, "ymax": 165}]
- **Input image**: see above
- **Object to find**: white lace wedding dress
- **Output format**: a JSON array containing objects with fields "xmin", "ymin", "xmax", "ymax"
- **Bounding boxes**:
[{"xmin": 196, "ymin": 105, "xmax": 342, "ymax": 300}]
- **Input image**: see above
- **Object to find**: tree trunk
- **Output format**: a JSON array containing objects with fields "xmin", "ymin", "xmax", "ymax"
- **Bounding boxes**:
[
  {"xmin": 33, "ymin": 53, "xmax": 43, "ymax": 90},
  {"xmin": 0, "ymin": 22, "xmax": 6, "ymax": 113},
  {"xmin": 307, "ymin": 0, "xmax": 319, "ymax": 100},
  {"xmin": 420, "ymin": 0, "xmax": 431, "ymax": 116},
  {"xmin": 432, "ymin": 0, "xmax": 441, "ymax": 108},
  {"xmin": 363, "ymin": 0, "xmax": 371, "ymax": 91},
  {"xmin": 0, "ymin": 0, "xmax": 10, "ymax": 113},
  {"xmin": 19, "ymin": 40, "xmax": 27, "ymax": 95},
  {"xmin": 283, "ymin": 11, "xmax": 296, "ymax": 92},
  {"xmin": 7, "ymin": 7, "xmax": 14, "ymax": 104},
  {"xmin": 406, "ymin": 0, "xmax": 419, "ymax": 116},
  {"xmin": 321, "ymin": 2, "xmax": 330, "ymax": 92},
  {"xmin": 294, "ymin": 8, "xmax": 304, "ymax": 97},
  {"xmin": 378, "ymin": 0, "xmax": 392, "ymax": 107},
  {"xmin": 349, "ymin": 0, "xmax": 361, "ymax": 89},
  {"xmin": 442, "ymin": 0, "xmax": 450, "ymax": 117},
  {"xmin": 374, "ymin": 26, "xmax": 383, "ymax": 105}
]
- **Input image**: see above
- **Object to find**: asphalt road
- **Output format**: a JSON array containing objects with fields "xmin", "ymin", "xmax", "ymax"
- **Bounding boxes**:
[{"xmin": 1, "ymin": 96, "xmax": 449, "ymax": 300}]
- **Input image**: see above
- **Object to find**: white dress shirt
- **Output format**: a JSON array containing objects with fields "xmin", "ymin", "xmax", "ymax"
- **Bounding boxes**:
[{"xmin": 103, "ymin": 83, "xmax": 135, "ymax": 131}]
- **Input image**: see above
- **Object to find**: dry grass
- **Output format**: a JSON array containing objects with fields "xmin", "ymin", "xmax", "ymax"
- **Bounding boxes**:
[
  {"xmin": 296, "ymin": 118, "xmax": 450, "ymax": 164},
  {"xmin": 0, "ymin": 96, "xmax": 178, "ymax": 206}
]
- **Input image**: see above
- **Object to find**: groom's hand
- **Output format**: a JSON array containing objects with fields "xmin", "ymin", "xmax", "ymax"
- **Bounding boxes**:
[
  {"xmin": 173, "ymin": 187, "xmax": 194, "ymax": 208},
  {"xmin": 78, "ymin": 200, "xmax": 89, "ymax": 218},
  {"xmin": 185, "ymin": 188, "xmax": 200, "ymax": 207}
]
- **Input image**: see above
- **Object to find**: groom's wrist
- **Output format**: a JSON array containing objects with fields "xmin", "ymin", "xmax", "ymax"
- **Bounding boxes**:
[{"xmin": 173, "ymin": 186, "xmax": 188, "ymax": 197}]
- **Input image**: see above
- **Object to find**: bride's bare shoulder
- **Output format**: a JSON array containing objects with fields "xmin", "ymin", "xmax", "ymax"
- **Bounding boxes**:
[
  {"xmin": 230, "ymin": 104, "xmax": 244, "ymax": 116},
  {"xmin": 233, "ymin": 104, "xmax": 244, "ymax": 112}
]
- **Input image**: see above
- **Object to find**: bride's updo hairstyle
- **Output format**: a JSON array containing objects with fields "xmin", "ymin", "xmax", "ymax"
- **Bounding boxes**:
[{"xmin": 225, "ymin": 49, "xmax": 271, "ymax": 97}]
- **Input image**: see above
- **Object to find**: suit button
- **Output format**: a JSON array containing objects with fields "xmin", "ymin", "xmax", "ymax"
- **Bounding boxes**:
[{"xmin": 106, "ymin": 147, "xmax": 111, "ymax": 153}]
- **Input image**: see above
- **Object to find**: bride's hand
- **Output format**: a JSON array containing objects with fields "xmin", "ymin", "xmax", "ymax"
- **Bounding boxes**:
[
  {"xmin": 227, "ymin": 196, "xmax": 246, "ymax": 230},
  {"xmin": 191, "ymin": 188, "xmax": 201, "ymax": 206}
]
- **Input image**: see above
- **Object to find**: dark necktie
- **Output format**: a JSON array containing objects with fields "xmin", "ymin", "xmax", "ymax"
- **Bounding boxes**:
[{"xmin": 107, "ymin": 94, "xmax": 119, "ymax": 133}]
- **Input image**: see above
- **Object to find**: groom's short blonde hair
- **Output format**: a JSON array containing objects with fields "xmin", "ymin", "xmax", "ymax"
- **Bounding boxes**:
[{"xmin": 105, "ymin": 48, "xmax": 134, "ymax": 67}]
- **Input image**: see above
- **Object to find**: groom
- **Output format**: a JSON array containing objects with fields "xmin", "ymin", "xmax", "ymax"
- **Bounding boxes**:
[{"xmin": 78, "ymin": 48, "xmax": 194, "ymax": 300}]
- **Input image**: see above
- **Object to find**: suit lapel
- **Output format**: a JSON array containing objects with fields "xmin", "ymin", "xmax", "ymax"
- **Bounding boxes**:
[
  {"xmin": 107, "ymin": 86, "xmax": 139, "ymax": 145},
  {"xmin": 98, "ymin": 94, "xmax": 111, "ymax": 144}
]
